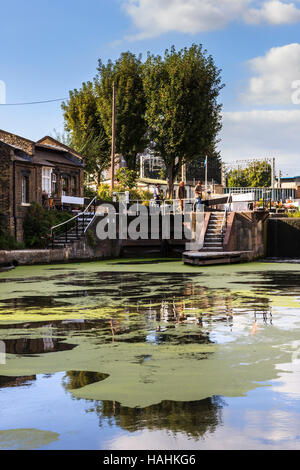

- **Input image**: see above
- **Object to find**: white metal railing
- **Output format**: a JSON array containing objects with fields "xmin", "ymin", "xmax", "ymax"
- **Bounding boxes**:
[
  {"xmin": 221, "ymin": 192, "xmax": 231, "ymax": 235},
  {"xmin": 50, "ymin": 197, "xmax": 97, "ymax": 245},
  {"xmin": 223, "ymin": 187, "xmax": 295, "ymax": 201}
]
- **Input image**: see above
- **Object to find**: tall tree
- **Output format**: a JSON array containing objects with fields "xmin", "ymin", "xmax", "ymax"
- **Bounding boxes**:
[
  {"xmin": 62, "ymin": 81, "xmax": 110, "ymax": 184},
  {"xmin": 143, "ymin": 44, "xmax": 224, "ymax": 197},
  {"xmin": 95, "ymin": 52, "xmax": 147, "ymax": 171}
]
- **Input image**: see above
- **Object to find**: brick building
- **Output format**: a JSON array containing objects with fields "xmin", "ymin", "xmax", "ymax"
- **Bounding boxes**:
[{"xmin": 0, "ymin": 129, "xmax": 84, "ymax": 241}]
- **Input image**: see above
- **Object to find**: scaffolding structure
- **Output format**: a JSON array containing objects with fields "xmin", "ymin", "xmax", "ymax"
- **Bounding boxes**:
[
  {"xmin": 139, "ymin": 152, "xmax": 165, "ymax": 178},
  {"xmin": 221, "ymin": 157, "xmax": 276, "ymax": 188}
]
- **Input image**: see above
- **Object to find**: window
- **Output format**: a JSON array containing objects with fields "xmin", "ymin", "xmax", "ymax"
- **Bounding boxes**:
[
  {"xmin": 62, "ymin": 177, "xmax": 68, "ymax": 196},
  {"xmin": 22, "ymin": 176, "xmax": 29, "ymax": 204},
  {"xmin": 42, "ymin": 167, "xmax": 52, "ymax": 195},
  {"xmin": 71, "ymin": 176, "xmax": 76, "ymax": 195},
  {"xmin": 51, "ymin": 173, "xmax": 57, "ymax": 195}
]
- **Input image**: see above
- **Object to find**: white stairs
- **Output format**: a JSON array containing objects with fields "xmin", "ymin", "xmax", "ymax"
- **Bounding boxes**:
[{"xmin": 203, "ymin": 212, "xmax": 226, "ymax": 251}]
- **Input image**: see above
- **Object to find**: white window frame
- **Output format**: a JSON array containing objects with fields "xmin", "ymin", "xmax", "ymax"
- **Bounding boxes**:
[{"xmin": 42, "ymin": 167, "xmax": 52, "ymax": 195}]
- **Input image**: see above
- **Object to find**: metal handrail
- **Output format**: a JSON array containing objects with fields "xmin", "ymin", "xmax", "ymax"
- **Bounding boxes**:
[
  {"xmin": 51, "ymin": 196, "xmax": 97, "ymax": 233},
  {"xmin": 220, "ymin": 192, "xmax": 231, "ymax": 235},
  {"xmin": 50, "ymin": 196, "xmax": 97, "ymax": 246}
]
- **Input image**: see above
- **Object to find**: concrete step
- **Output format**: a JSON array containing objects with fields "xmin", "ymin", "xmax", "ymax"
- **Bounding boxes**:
[
  {"xmin": 202, "ymin": 247, "xmax": 224, "ymax": 252},
  {"xmin": 206, "ymin": 230, "xmax": 223, "ymax": 234},
  {"xmin": 204, "ymin": 243, "xmax": 223, "ymax": 247},
  {"xmin": 205, "ymin": 236, "xmax": 223, "ymax": 241}
]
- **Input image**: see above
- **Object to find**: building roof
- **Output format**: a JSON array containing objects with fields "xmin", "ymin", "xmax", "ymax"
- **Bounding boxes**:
[
  {"xmin": 34, "ymin": 149, "xmax": 83, "ymax": 168},
  {"xmin": 36, "ymin": 136, "xmax": 83, "ymax": 160},
  {"xmin": 280, "ymin": 176, "xmax": 300, "ymax": 180},
  {"xmin": 0, "ymin": 128, "xmax": 34, "ymax": 144},
  {"xmin": 139, "ymin": 177, "xmax": 191, "ymax": 186}
]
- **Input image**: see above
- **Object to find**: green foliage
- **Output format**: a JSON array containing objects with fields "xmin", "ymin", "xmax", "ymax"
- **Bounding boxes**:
[
  {"xmin": 227, "ymin": 162, "xmax": 271, "ymax": 187},
  {"xmin": 84, "ymin": 184, "xmax": 97, "ymax": 199},
  {"xmin": 51, "ymin": 128, "xmax": 73, "ymax": 147},
  {"xmin": 286, "ymin": 209, "xmax": 300, "ymax": 217},
  {"xmin": 97, "ymin": 182, "xmax": 152, "ymax": 203},
  {"xmin": 127, "ymin": 188, "xmax": 153, "ymax": 202},
  {"xmin": 95, "ymin": 52, "xmax": 147, "ymax": 171},
  {"xmin": 115, "ymin": 168, "xmax": 138, "ymax": 189},
  {"xmin": 86, "ymin": 229, "xmax": 97, "ymax": 248},
  {"xmin": 142, "ymin": 44, "xmax": 224, "ymax": 196},
  {"xmin": 97, "ymin": 183, "xmax": 113, "ymax": 201},
  {"xmin": 62, "ymin": 45, "xmax": 224, "ymax": 195},
  {"xmin": 23, "ymin": 204, "xmax": 73, "ymax": 248},
  {"xmin": 62, "ymin": 82, "xmax": 110, "ymax": 183}
]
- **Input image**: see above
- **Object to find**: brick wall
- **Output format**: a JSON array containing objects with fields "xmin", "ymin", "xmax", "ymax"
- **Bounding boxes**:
[
  {"xmin": 0, "ymin": 141, "xmax": 12, "ymax": 218},
  {"xmin": 0, "ymin": 130, "xmax": 35, "ymax": 155},
  {"xmin": 14, "ymin": 163, "xmax": 42, "ymax": 241}
]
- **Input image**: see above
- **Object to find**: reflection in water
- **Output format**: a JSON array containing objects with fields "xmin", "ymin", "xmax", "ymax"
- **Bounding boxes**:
[
  {"xmin": 2, "ymin": 337, "xmax": 76, "ymax": 355},
  {"xmin": 237, "ymin": 271, "xmax": 300, "ymax": 296},
  {"xmin": 64, "ymin": 371, "xmax": 109, "ymax": 390},
  {"xmin": 93, "ymin": 397, "xmax": 225, "ymax": 437},
  {"xmin": 62, "ymin": 370, "xmax": 225, "ymax": 438},
  {"xmin": 0, "ymin": 375, "xmax": 36, "ymax": 388},
  {"xmin": 0, "ymin": 266, "xmax": 298, "ymax": 449}
]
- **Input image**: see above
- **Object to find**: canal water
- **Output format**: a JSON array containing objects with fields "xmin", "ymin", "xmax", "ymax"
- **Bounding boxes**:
[{"xmin": 0, "ymin": 259, "xmax": 299, "ymax": 450}]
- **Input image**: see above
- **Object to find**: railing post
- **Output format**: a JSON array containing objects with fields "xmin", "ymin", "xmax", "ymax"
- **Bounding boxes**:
[{"xmin": 82, "ymin": 212, "xmax": 85, "ymax": 236}]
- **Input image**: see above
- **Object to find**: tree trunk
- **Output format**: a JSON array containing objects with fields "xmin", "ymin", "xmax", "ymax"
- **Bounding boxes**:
[{"xmin": 167, "ymin": 165, "xmax": 175, "ymax": 199}]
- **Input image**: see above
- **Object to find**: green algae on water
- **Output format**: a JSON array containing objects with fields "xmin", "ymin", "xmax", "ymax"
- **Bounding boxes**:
[{"xmin": 0, "ymin": 429, "xmax": 59, "ymax": 450}]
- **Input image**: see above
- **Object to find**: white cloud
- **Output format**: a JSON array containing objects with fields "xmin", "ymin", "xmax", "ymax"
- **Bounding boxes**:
[
  {"xmin": 108, "ymin": 411, "xmax": 300, "ymax": 449},
  {"xmin": 220, "ymin": 110, "xmax": 300, "ymax": 175},
  {"xmin": 242, "ymin": 43, "xmax": 300, "ymax": 105},
  {"xmin": 122, "ymin": 1, "xmax": 300, "ymax": 39},
  {"xmin": 245, "ymin": 0, "xmax": 300, "ymax": 24}
]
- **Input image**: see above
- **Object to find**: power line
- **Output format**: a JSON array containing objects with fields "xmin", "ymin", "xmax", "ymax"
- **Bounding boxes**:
[{"xmin": 0, "ymin": 98, "xmax": 67, "ymax": 106}]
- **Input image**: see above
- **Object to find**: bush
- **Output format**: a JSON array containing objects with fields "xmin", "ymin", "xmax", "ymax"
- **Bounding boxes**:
[
  {"xmin": 97, "ymin": 183, "xmax": 113, "ymax": 201},
  {"xmin": 84, "ymin": 184, "xmax": 97, "ymax": 198},
  {"xmin": 23, "ymin": 203, "xmax": 73, "ymax": 248},
  {"xmin": 97, "ymin": 182, "xmax": 154, "ymax": 204},
  {"xmin": 115, "ymin": 168, "xmax": 138, "ymax": 189}
]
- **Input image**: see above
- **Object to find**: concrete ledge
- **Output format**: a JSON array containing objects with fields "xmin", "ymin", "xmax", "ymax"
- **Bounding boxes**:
[
  {"xmin": 182, "ymin": 250, "xmax": 254, "ymax": 266},
  {"xmin": 0, "ymin": 238, "xmax": 121, "ymax": 266}
]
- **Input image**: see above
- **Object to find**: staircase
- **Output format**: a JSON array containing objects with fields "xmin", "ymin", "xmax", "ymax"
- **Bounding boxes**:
[
  {"xmin": 51, "ymin": 212, "xmax": 95, "ymax": 248},
  {"xmin": 50, "ymin": 197, "xmax": 97, "ymax": 249},
  {"xmin": 202, "ymin": 212, "xmax": 226, "ymax": 251}
]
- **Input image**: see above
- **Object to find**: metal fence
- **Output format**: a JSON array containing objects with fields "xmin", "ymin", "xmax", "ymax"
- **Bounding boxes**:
[{"xmin": 223, "ymin": 187, "xmax": 295, "ymax": 201}]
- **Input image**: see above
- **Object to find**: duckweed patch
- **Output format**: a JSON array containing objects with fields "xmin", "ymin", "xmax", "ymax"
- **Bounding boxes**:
[{"xmin": 0, "ymin": 429, "xmax": 59, "ymax": 450}]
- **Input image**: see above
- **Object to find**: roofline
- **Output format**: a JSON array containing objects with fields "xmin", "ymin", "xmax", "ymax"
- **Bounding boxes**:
[
  {"xmin": 35, "ymin": 143, "xmax": 68, "ymax": 153},
  {"xmin": 36, "ymin": 136, "xmax": 83, "ymax": 160},
  {"xmin": 0, "ymin": 128, "xmax": 35, "ymax": 144},
  {"xmin": 279, "ymin": 176, "xmax": 300, "ymax": 180}
]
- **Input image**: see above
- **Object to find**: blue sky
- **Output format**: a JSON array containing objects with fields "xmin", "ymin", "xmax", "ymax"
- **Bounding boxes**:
[{"xmin": 1, "ymin": 0, "xmax": 300, "ymax": 175}]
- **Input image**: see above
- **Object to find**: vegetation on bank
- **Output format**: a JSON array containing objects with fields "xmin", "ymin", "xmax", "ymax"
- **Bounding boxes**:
[{"xmin": 23, "ymin": 203, "xmax": 74, "ymax": 248}]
